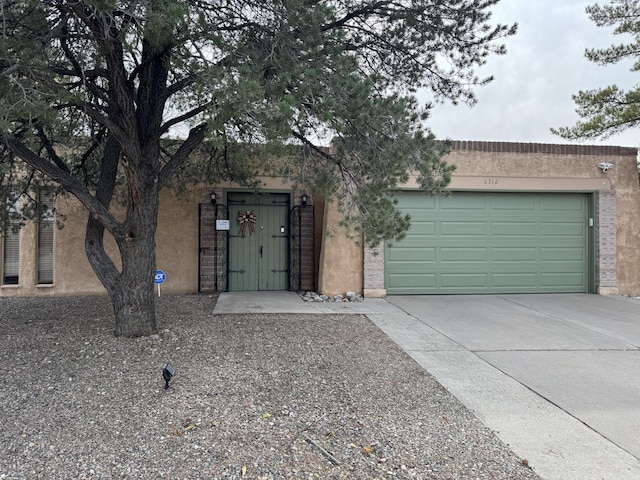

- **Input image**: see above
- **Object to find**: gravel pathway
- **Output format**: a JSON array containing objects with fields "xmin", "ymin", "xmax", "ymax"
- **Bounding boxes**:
[{"xmin": 0, "ymin": 295, "xmax": 540, "ymax": 479}]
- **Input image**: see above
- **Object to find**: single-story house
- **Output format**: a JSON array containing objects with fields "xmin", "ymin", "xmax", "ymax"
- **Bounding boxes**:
[{"xmin": 3, "ymin": 141, "xmax": 640, "ymax": 298}]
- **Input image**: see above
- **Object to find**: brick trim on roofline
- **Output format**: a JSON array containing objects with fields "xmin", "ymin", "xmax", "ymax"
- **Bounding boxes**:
[{"xmin": 446, "ymin": 140, "xmax": 638, "ymax": 157}]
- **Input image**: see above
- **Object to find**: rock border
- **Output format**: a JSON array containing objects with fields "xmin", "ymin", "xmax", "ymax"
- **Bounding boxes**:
[{"xmin": 299, "ymin": 291, "xmax": 364, "ymax": 303}]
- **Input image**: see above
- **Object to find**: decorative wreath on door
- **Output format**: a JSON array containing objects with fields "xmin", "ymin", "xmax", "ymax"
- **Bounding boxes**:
[{"xmin": 237, "ymin": 210, "xmax": 257, "ymax": 236}]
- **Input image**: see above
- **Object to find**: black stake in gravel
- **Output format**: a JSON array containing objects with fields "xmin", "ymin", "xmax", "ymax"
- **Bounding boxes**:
[{"xmin": 163, "ymin": 363, "xmax": 175, "ymax": 390}]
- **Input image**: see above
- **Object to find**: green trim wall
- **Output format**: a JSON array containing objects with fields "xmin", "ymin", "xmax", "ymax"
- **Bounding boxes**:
[{"xmin": 385, "ymin": 192, "xmax": 591, "ymax": 294}]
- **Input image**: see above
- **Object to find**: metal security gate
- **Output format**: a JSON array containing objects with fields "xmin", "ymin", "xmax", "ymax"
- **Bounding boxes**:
[
  {"xmin": 385, "ymin": 191, "xmax": 591, "ymax": 294},
  {"xmin": 227, "ymin": 192, "xmax": 290, "ymax": 291},
  {"xmin": 290, "ymin": 204, "xmax": 315, "ymax": 292},
  {"xmin": 199, "ymin": 203, "xmax": 227, "ymax": 293}
]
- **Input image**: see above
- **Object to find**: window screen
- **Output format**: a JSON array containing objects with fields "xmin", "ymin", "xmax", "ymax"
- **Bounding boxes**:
[
  {"xmin": 38, "ymin": 191, "xmax": 55, "ymax": 284},
  {"xmin": 3, "ymin": 226, "xmax": 19, "ymax": 285},
  {"xmin": 3, "ymin": 191, "xmax": 20, "ymax": 285}
]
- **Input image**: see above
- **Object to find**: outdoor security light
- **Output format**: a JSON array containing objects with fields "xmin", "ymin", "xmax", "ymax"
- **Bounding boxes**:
[
  {"xmin": 163, "ymin": 363, "xmax": 175, "ymax": 390},
  {"xmin": 210, "ymin": 192, "xmax": 216, "ymax": 204},
  {"xmin": 598, "ymin": 162, "xmax": 614, "ymax": 173}
]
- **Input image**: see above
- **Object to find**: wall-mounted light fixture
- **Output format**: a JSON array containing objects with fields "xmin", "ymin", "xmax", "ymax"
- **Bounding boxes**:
[
  {"xmin": 210, "ymin": 191, "xmax": 216, "ymax": 204},
  {"xmin": 598, "ymin": 162, "xmax": 614, "ymax": 173},
  {"xmin": 301, "ymin": 193, "xmax": 308, "ymax": 206}
]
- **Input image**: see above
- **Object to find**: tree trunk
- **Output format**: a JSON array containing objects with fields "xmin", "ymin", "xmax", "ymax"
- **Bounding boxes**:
[
  {"xmin": 111, "ymin": 179, "xmax": 159, "ymax": 337},
  {"xmin": 82, "ymin": 136, "xmax": 158, "ymax": 337},
  {"xmin": 110, "ymin": 247, "xmax": 158, "ymax": 337},
  {"xmin": 84, "ymin": 162, "xmax": 160, "ymax": 337},
  {"xmin": 86, "ymin": 210, "xmax": 159, "ymax": 337}
]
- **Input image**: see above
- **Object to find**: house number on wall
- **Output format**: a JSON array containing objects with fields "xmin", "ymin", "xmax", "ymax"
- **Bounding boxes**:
[{"xmin": 483, "ymin": 178, "xmax": 499, "ymax": 185}]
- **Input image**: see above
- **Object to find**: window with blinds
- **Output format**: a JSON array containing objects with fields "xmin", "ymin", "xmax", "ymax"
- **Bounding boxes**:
[
  {"xmin": 38, "ymin": 191, "xmax": 55, "ymax": 285},
  {"xmin": 3, "ymin": 226, "xmax": 19, "ymax": 285},
  {"xmin": 3, "ymin": 192, "xmax": 20, "ymax": 286}
]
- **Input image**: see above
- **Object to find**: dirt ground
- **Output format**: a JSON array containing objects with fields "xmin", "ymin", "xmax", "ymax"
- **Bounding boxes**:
[{"xmin": 0, "ymin": 294, "xmax": 539, "ymax": 479}]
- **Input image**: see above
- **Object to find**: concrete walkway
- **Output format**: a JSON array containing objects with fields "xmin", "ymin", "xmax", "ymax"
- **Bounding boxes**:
[
  {"xmin": 213, "ymin": 291, "xmax": 640, "ymax": 480},
  {"xmin": 213, "ymin": 291, "xmax": 401, "ymax": 315}
]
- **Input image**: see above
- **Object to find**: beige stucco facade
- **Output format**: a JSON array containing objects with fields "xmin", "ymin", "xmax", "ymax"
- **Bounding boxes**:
[
  {"xmin": 2, "ymin": 141, "xmax": 640, "ymax": 298},
  {"xmin": 316, "ymin": 201, "xmax": 363, "ymax": 296},
  {"xmin": 0, "ymin": 174, "xmax": 317, "ymax": 297},
  {"xmin": 0, "ymin": 188, "xmax": 202, "ymax": 297}
]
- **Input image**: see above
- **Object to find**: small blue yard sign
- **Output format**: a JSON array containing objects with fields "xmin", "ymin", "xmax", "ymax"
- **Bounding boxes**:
[
  {"xmin": 154, "ymin": 269, "xmax": 166, "ymax": 297},
  {"xmin": 154, "ymin": 270, "xmax": 166, "ymax": 284}
]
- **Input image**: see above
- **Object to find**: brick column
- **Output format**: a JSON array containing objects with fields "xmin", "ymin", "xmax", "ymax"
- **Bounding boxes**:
[
  {"xmin": 597, "ymin": 190, "xmax": 618, "ymax": 294},
  {"xmin": 364, "ymin": 244, "xmax": 386, "ymax": 298},
  {"xmin": 199, "ymin": 203, "xmax": 216, "ymax": 292}
]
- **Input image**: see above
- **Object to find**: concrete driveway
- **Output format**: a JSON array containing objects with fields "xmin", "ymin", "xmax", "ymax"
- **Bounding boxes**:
[{"xmin": 375, "ymin": 294, "xmax": 640, "ymax": 480}]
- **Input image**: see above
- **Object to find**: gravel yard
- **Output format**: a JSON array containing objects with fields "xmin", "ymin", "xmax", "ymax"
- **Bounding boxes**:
[{"xmin": 0, "ymin": 295, "xmax": 539, "ymax": 479}]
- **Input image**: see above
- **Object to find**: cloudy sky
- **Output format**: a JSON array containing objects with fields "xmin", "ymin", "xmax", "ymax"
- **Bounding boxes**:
[{"xmin": 426, "ymin": 0, "xmax": 639, "ymax": 148}]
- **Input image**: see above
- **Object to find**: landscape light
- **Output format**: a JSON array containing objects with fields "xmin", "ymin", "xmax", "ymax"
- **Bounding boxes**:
[{"xmin": 163, "ymin": 363, "xmax": 175, "ymax": 390}]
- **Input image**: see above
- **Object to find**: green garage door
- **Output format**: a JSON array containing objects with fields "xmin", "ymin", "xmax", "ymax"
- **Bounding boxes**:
[{"xmin": 385, "ymin": 192, "xmax": 591, "ymax": 294}]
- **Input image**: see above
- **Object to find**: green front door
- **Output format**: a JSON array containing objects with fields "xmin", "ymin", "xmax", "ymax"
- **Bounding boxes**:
[{"xmin": 228, "ymin": 192, "xmax": 290, "ymax": 291}]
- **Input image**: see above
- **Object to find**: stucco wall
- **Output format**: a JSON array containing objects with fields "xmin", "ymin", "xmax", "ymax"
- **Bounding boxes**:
[
  {"xmin": 155, "ymin": 188, "xmax": 201, "ymax": 294},
  {"xmin": 0, "ymin": 187, "xmax": 201, "ymax": 297},
  {"xmin": 316, "ymin": 202, "xmax": 363, "ymax": 296},
  {"xmin": 0, "ymin": 171, "xmax": 315, "ymax": 297}
]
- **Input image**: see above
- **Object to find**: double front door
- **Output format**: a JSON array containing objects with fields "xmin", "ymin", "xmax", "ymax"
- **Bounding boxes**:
[{"xmin": 227, "ymin": 192, "xmax": 289, "ymax": 291}]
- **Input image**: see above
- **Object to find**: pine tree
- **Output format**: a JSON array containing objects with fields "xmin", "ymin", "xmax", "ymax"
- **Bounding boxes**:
[
  {"xmin": 553, "ymin": 0, "xmax": 640, "ymax": 140},
  {"xmin": 0, "ymin": 0, "xmax": 515, "ymax": 336}
]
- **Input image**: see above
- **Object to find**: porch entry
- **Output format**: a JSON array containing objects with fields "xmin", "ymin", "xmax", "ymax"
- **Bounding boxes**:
[{"xmin": 227, "ymin": 192, "xmax": 290, "ymax": 291}]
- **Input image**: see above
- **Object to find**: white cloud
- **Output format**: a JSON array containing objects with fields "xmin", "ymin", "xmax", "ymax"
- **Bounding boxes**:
[{"xmin": 426, "ymin": 0, "xmax": 639, "ymax": 147}]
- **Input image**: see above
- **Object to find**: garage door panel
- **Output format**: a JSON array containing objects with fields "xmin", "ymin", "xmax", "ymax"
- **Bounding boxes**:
[
  {"xmin": 541, "ymin": 222, "xmax": 584, "ymax": 236},
  {"xmin": 541, "ymin": 247, "xmax": 585, "ymax": 261},
  {"xmin": 440, "ymin": 221, "xmax": 487, "ymax": 236},
  {"xmin": 538, "ymin": 260, "xmax": 585, "ymax": 270},
  {"xmin": 441, "ymin": 273, "xmax": 488, "ymax": 288},
  {"xmin": 388, "ymin": 273, "xmax": 436, "ymax": 289},
  {"xmin": 389, "ymin": 261, "xmax": 439, "ymax": 271},
  {"xmin": 385, "ymin": 192, "xmax": 589, "ymax": 294},
  {"xmin": 404, "ymin": 215, "xmax": 436, "ymax": 227},
  {"xmin": 441, "ymin": 247, "xmax": 488, "ymax": 262},
  {"xmin": 541, "ymin": 273, "xmax": 585, "ymax": 288},
  {"xmin": 492, "ymin": 247, "xmax": 538, "ymax": 262},
  {"xmin": 388, "ymin": 248, "xmax": 435, "ymax": 262},
  {"xmin": 540, "ymin": 196, "xmax": 585, "ymax": 211},
  {"xmin": 493, "ymin": 222, "xmax": 537, "ymax": 236},
  {"xmin": 390, "ymin": 237, "xmax": 435, "ymax": 250},
  {"xmin": 403, "ymin": 222, "xmax": 436, "ymax": 236},
  {"xmin": 492, "ymin": 273, "xmax": 538, "ymax": 288}
]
